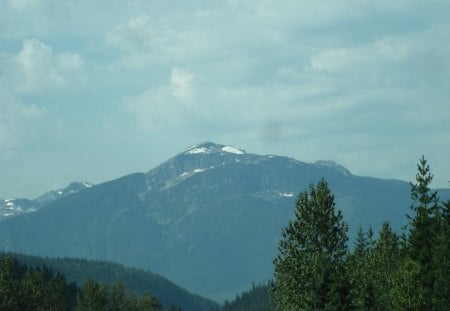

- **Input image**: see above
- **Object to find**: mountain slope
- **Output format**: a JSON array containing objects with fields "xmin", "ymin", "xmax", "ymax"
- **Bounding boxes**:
[{"xmin": 0, "ymin": 142, "xmax": 448, "ymax": 300}]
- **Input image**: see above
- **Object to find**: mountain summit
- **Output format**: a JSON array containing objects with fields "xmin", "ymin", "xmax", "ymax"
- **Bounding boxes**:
[
  {"xmin": 183, "ymin": 142, "xmax": 246, "ymax": 155},
  {"xmin": 1, "ymin": 142, "xmax": 445, "ymax": 301}
]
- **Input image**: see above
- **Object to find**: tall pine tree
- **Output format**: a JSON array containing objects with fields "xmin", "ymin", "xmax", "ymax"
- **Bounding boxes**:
[
  {"xmin": 272, "ymin": 178, "xmax": 348, "ymax": 310},
  {"xmin": 430, "ymin": 199, "xmax": 450, "ymax": 310},
  {"xmin": 407, "ymin": 156, "xmax": 440, "ymax": 309}
]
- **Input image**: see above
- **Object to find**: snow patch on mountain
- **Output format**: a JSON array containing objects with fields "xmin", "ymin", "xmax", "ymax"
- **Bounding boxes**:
[
  {"xmin": 183, "ymin": 142, "xmax": 245, "ymax": 156},
  {"xmin": 82, "ymin": 182, "xmax": 94, "ymax": 188},
  {"xmin": 186, "ymin": 146, "xmax": 210, "ymax": 155},
  {"xmin": 221, "ymin": 146, "xmax": 245, "ymax": 155},
  {"xmin": 180, "ymin": 168, "xmax": 207, "ymax": 178},
  {"xmin": 277, "ymin": 192, "xmax": 294, "ymax": 197}
]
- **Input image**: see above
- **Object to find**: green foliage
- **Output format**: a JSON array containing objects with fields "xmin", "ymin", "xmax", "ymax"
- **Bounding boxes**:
[
  {"xmin": 0, "ymin": 255, "xmax": 183, "ymax": 311},
  {"xmin": 430, "ymin": 199, "xmax": 450, "ymax": 310},
  {"xmin": 272, "ymin": 178, "xmax": 349, "ymax": 310},
  {"xmin": 272, "ymin": 157, "xmax": 449, "ymax": 311},
  {"xmin": 2, "ymin": 253, "xmax": 217, "ymax": 311},
  {"xmin": 406, "ymin": 156, "xmax": 449, "ymax": 309},
  {"xmin": 347, "ymin": 226, "xmax": 376, "ymax": 310},
  {"xmin": 138, "ymin": 292, "xmax": 163, "ymax": 311},
  {"xmin": 109, "ymin": 281, "xmax": 139, "ymax": 311},
  {"xmin": 76, "ymin": 278, "xmax": 109, "ymax": 311},
  {"xmin": 0, "ymin": 256, "xmax": 75, "ymax": 311},
  {"xmin": 0, "ymin": 256, "xmax": 23, "ymax": 311},
  {"xmin": 391, "ymin": 258, "xmax": 424, "ymax": 310}
]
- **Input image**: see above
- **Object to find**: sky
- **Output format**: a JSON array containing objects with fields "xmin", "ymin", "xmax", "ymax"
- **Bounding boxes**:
[{"xmin": 1, "ymin": 0, "xmax": 449, "ymax": 199}]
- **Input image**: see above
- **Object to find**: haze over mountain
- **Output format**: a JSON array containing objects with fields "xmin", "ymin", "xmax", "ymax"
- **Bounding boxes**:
[{"xmin": 0, "ymin": 142, "xmax": 448, "ymax": 300}]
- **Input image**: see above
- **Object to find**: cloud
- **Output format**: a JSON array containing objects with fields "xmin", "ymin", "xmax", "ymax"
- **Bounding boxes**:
[
  {"xmin": 0, "ymin": 86, "xmax": 47, "ymax": 148},
  {"xmin": 170, "ymin": 67, "xmax": 194, "ymax": 101},
  {"xmin": 12, "ymin": 38, "xmax": 84, "ymax": 92},
  {"xmin": 1, "ymin": 0, "xmax": 450, "ymax": 198},
  {"xmin": 7, "ymin": 0, "xmax": 38, "ymax": 10},
  {"xmin": 106, "ymin": 15, "xmax": 153, "ymax": 52},
  {"xmin": 123, "ymin": 67, "xmax": 197, "ymax": 131}
]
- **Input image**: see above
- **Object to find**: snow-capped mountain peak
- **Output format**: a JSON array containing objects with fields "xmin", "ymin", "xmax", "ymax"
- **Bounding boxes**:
[{"xmin": 183, "ymin": 142, "xmax": 246, "ymax": 156}]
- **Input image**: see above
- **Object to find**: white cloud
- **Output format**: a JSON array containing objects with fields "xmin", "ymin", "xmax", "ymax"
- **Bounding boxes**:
[
  {"xmin": 123, "ymin": 67, "xmax": 197, "ymax": 131},
  {"xmin": 1, "ymin": 0, "xmax": 450, "ymax": 197},
  {"xmin": 0, "ymin": 87, "xmax": 47, "ymax": 148},
  {"xmin": 13, "ymin": 38, "xmax": 84, "ymax": 92},
  {"xmin": 310, "ymin": 36, "xmax": 410, "ymax": 74},
  {"xmin": 7, "ymin": 0, "xmax": 38, "ymax": 10},
  {"xmin": 170, "ymin": 67, "xmax": 194, "ymax": 101},
  {"xmin": 106, "ymin": 15, "xmax": 153, "ymax": 51}
]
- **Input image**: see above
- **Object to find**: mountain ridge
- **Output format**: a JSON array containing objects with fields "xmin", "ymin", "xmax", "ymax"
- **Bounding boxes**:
[
  {"xmin": 0, "ymin": 142, "xmax": 449, "ymax": 300},
  {"xmin": 0, "ymin": 181, "xmax": 94, "ymax": 220}
]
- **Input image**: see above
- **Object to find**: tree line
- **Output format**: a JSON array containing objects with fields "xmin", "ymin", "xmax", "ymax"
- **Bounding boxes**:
[
  {"xmin": 0, "ymin": 256, "xmax": 181, "ymax": 311},
  {"xmin": 272, "ymin": 156, "xmax": 449, "ymax": 310}
]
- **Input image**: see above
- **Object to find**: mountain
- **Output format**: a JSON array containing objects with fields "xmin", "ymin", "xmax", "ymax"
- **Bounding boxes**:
[
  {"xmin": 0, "ymin": 142, "xmax": 448, "ymax": 301},
  {"xmin": 0, "ymin": 181, "xmax": 94, "ymax": 220},
  {"xmin": 3, "ymin": 252, "xmax": 218, "ymax": 311}
]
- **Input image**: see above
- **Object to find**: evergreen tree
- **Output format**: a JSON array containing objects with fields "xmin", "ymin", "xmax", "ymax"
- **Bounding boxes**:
[
  {"xmin": 407, "ymin": 156, "xmax": 440, "ymax": 309},
  {"xmin": 272, "ymin": 179, "xmax": 348, "ymax": 310},
  {"xmin": 431, "ymin": 199, "xmax": 450, "ymax": 310},
  {"xmin": 408, "ymin": 156, "xmax": 439, "ymax": 260},
  {"xmin": 371, "ymin": 222, "xmax": 399, "ymax": 310},
  {"xmin": 109, "ymin": 281, "xmax": 138, "ymax": 311},
  {"xmin": 391, "ymin": 258, "xmax": 424, "ymax": 311},
  {"xmin": 0, "ymin": 257, "xmax": 22, "ymax": 311},
  {"xmin": 347, "ymin": 226, "xmax": 376, "ymax": 310},
  {"xmin": 167, "ymin": 304, "xmax": 181, "ymax": 311},
  {"xmin": 21, "ymin": 268, "xmax": 50, "ymax": 311},
  {"xmin": 137, "ymin": 292, "xmax": 163, "ymax": 311},
  {"xmin": 76, "ymin": 278, "xmax": 109, "ymax": 311}
]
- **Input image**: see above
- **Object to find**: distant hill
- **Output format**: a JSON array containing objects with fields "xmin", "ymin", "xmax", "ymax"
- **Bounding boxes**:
[
  {"xmin": 0, "ymin": 142, "xmax": 448, "ymax": 300},
  {"xmin": 3, "ymin": 252, "xmax": 219, "ymax": 311}
]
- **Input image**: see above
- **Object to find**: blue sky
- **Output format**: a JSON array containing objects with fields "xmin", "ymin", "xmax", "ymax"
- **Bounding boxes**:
[{"xmin": 1, "ymin": 0, "xmax": 449, "ymax": 199}]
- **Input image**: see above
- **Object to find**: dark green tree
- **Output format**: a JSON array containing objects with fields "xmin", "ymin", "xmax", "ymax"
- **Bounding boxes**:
[
  {"xmin": 109, "ymin": 281, "xmax": 138, "ymax": 311},
  {"xmin": 21, "ymin": 268, "xmax": 50, "ymax": 311},
  {"xmin": 272, "ymin": 178, "xmax": 349, "ymax": 310},
  {"xmin": 167, "ymin": 304, "xmax": 181, "ymax": 311},
  {"xmin": 371, "ymin": 222, "xmax": 399, "ymax": 310},
  {"xmin": 0, "ymin": 257, "xmax": 22, "ymax": 311},
  {"xmin": 137, "ymin": 292, "xmax": 162, "ymax": 311},
  {"xmin": 407, "ymin": 156, "xmax": 440, "ymax": 309},
  {"xmin": 347, "ymin": 226, "xmax": 376, "ymax": 310},
  {"xmin": 431, "ymin": 199, "xmax": 450, "ymax": 310},
  {"xmin": 391, "ymin": 258, "xmax": 423, "ymax": 311},
  {"xmin": 75, "ymin": 278, "xmax": 109, "ymax": 311}
]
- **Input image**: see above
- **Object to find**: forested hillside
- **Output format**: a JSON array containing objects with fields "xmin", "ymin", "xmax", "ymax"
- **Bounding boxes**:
[{"xmin": 0, "ymin": 253, "xmax": 218, "ymax": 311}]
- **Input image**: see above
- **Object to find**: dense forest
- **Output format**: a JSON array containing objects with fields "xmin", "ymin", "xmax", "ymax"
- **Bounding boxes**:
[
  {"xmin": 0, "ymin": 255, "xmax": 183, "ymax": 310},
  {"xmin": 271, "ymin": 156, "xmax": 449, "ymax": 310},
  {"xmin": 0, "ymin": 254, "xmax": 218, "ymax": 311}
]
